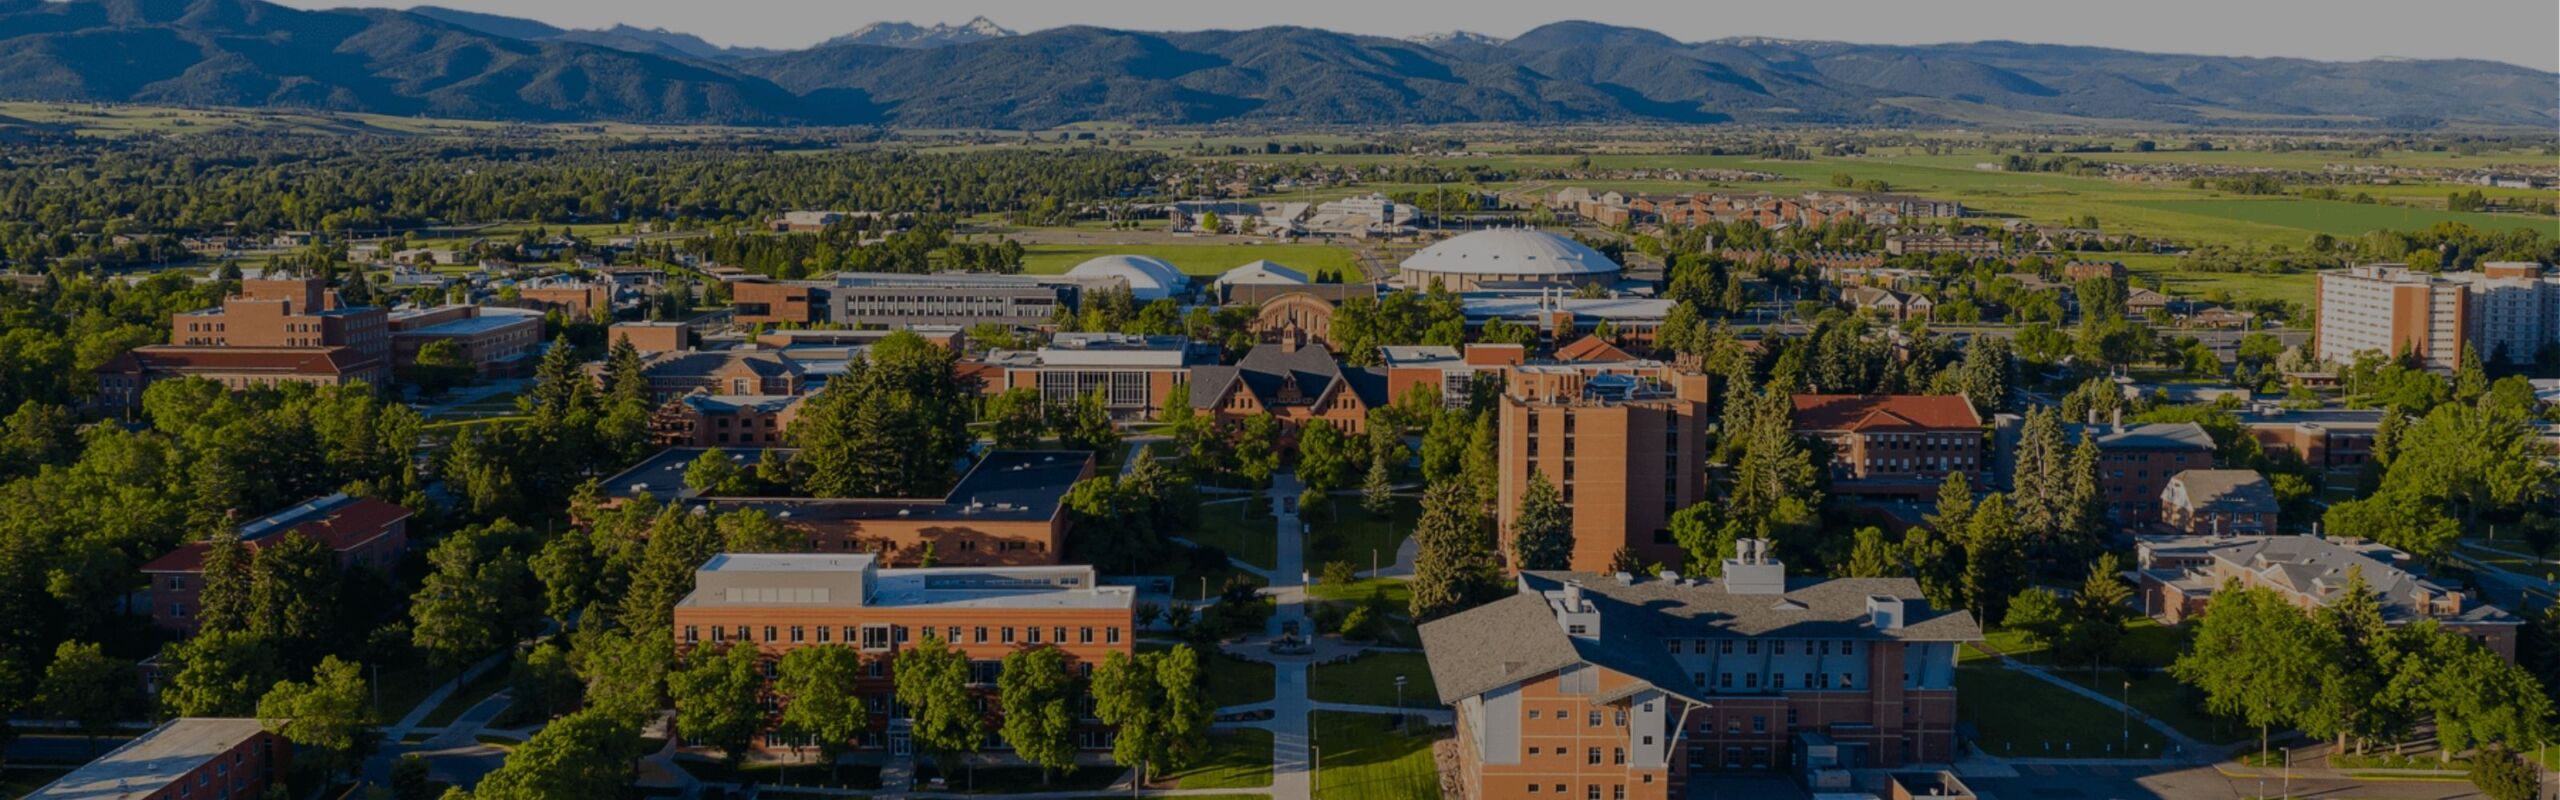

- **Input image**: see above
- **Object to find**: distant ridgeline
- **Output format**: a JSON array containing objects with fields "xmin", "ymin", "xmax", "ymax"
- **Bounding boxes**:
[{"xmin": 0, "ymin": 1, "xmax": 2547, "ymax": 128}]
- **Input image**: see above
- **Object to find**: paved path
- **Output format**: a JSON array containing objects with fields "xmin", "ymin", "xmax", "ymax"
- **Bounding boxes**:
[
  {"xmin": 362, "ymin": 651, "xmax": 512, "ymax": 785},
  {"xmin": 1263, "ymin": 471, "xmax": 1314, "ymax": 800},
  {"xmin": 421, "ymin": 689, "xmax": 515, "ymax": 749},
  {"xmin": 1991, "ymin": 654, "xmax": 2215, "ymax": 761}
]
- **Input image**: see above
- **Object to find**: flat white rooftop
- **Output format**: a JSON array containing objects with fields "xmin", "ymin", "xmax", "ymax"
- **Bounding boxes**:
[{"xmin": 28, "ymin": 718, "xmax": 269, "ymax": 800}]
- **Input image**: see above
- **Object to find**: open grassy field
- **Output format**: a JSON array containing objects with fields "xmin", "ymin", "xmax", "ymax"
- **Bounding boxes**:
[
  {"xmin": 1192, "ymin": 498, "xmax": 1279, "ymax": 570},
  {"xmin": 2122, "ymin": 198, "xmax": 2557, "ymax": 238},
  {"xmin": 1310, "ymin": 652, "xmax": 1437, "ymax": 709},
  {"xmin": 1017, "ymin": 242, "xmax": 1364, "ymax": 277},
  {"xmin": 1165, "ymin": 729, "xmax": 1277, "ymax": 790},
  {"xmin": 1304, "ymin": 496, "xmax": 1419, "ymax": 573},
  {"xmin": 1312, "ymin": 712, "xmax": 1444, "ymax": 800},
  {"xmin": 1954, "ymin": 663, "xmax": 2174, "ymax": 758}
]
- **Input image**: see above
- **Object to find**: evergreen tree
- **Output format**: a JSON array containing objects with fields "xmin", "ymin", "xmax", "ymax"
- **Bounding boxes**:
[
  {"xmin": 1509, "ymin": 472, "xmax": 1574, "ymax": 571},
  {"xmin": 194, "ymin": 530, "xmax": 253, "ymax": 633},
  {"xmin": 1900, "ymin": 524, "xmax": 1966, "ymax": 611},
  {"xmin": 1360, "ymin": 445, "xmax": 1396, "ymax": 518},
  {"xmin": 248, "ymin": 531, "xmax": 341, "ymax": 663},
  {"xmin": 1409, "ymin": 481, "xmax": 1498, "ymax": 622},
  {"xmin": 1960, "ymin": 493, "xmax": 2027, "ymax": 623},
  {"xmin": 604, "ymin": 335, "xmax": 648, "ymax": 409},
  {"xmin": 1839, "ymin": 527, "xmax": 1899, "ymax": 578},
  {"xmin": 1462, "ymin": 411, "xmax": 1501, "ymax": 508},
  {"xmin": 1668, "ymin": 501, "xmax": 1741, "ymax": 577}
]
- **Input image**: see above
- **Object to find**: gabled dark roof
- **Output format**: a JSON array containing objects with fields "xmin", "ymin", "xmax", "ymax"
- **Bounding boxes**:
[{"xmin": 1190, "ymin": 343, "xmax": 1360, "ymax": 410}]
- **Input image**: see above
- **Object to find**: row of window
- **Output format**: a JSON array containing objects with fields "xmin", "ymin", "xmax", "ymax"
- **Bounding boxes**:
[
  {"xmin": 1669, "ymin": 638, "xmax": 1861, "ymax": 657},
  {"xmin": 684, "ymin": 623, "xmax": 1122, "ymax": 647},
  {"xmin": 1520, "ymin": 782, "xmax": 1636, "ymax": 798},
  {"xmin": 1520, "ymin": 745, "xmax": 1627, "ymax": 766}
]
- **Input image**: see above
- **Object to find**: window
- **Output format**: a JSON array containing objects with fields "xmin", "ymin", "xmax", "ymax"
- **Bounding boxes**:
[
  {"xmin": 1772, "ymin": 674, "xmax": 1785, "ymax": 690},
  {"xmin": 1719, "ymin": 641, "xmax": 1733, "ymax": 655},
  {"xmin": 684, "ymin": 626, "xmax": 699, "ymax": 643},
  {"xmin": 1841, "ymin": 673, "xmax": 1854, "ymax": 689},
  {"xmin": 1752, "ymin": 715, "xmax": 1766, "ymax": 733},
  {"xmin": 1080, "ymin": 627, "xmax": 1095, "ymax": 644},
  {"xmin": 1612, "ymin": 747, "xmax": 1625, "ymax": 765},
  {"xmin": 1529, "ymin": 784, "xmax": 1540, "ymax": 794},
  {"xmin": 1528, "ymin": 710, "xmax": 1540, "ymax": 720},
  {"xmin": 735, "ymin": 625, "xmax": 749, "ymax": 642},
  {"xmin": 1025, "ymin": 627, "xmax": 1041, "ymax": 644},
  {"xmin": 975, "ymin": 627, "xmax": 990, "ymax": 644},
  {"xmin": 862, "ymin": 625, "xmax": 893, "ymax": 651},
  {"xmin": 1587, "ymin": 785, "xmax": 1601, "ymax": 800},
  {"xmin": 1588, "ymin": 711, "xmax": 1602, "ymax": 727},
  {"xmin": 1614, "ymin": 710, "xmax": 1627, "ymax": 726},
  {"xmin": 1613, "ymin": 786, "xmax": 1626, "ymax": 800},
  {"xmin": 816, "ymin": 626, "xmax": 830, "ymax": 643},
  {"xmin": 1774, "ymin": 641, "xmax": 1787, "ymax": 655},
  {"xmin": 764, "ymin": 626, "xmax": 778, "ymax": 642},
  {"xmin": 1587, "ymin": 748, "xmax": 1602, "ymax": 765},
  {"xmin": 789, "ymin": 626, "xmax": 805, "ymax": 643},
  {"xmin": 1106, "ymin": 627, "xmax": 1122, "ymax": 644}
]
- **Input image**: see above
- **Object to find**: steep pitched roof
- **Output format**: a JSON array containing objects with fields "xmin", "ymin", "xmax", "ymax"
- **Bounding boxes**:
[
  {"xmin": 1192, "ymin": 343, "xmax": 1355, "ymax": 410},
  {"xmin": 1790, "ymin": 394, "xmax": 1982, "ymax": 432},
  {"xmin": 141, "ymin": 496, "xmax": 413, "ymax": 573},
  {"xmin": 2163, "ymin": 469, "xmax": 2278, "ymax": 515},
  {"xmin": 1553, "ymin": 336, "xmax": 1634, "ymax": 363}
]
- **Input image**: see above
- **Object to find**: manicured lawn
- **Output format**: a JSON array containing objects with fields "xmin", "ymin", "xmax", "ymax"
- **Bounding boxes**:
[
  {"xmin": 1954, "ymin": 664, "xmax": 2172, "ymax": 759},
  {"xmin": 1311, "ymin": 712, "xmax": 1443, "ymax": 800},
  {"xmin": 1192, "ymin": 499, "xmax": 1278, "ymax": 570},
  {"xmin": 1311, "ymin": 652, "xmax": 1437, "ymax": 710},
  {"xmin": 1165, "ymin": 728, "xmax": 1275, "ymax": 789},
  {"xmin": 1304, "ymin": 497, "xmax": 1419, "ymax": 574},
  {"xmin": 1018, "ymin": 243, "xmax": 1363, "ymax": 277},
  {"xmin": 420, "ymin": 661, "xmax": 514, "ymax": 728},
  {"xmin": 1307, "ymin": 579, "xmax": 1418, "ymax": 645},
  {"xmin": 1146, "ymin": 642, "xmax": 1274, "ymax": 708}
]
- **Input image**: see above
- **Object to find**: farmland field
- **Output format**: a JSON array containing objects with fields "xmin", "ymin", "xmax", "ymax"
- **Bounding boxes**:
[{"xmin": 2121, "ymin": 198, "xmax": 2558, "ymax": 239}]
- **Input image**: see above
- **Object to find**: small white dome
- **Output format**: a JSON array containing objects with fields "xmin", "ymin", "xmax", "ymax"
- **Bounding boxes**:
[
  {"xmin": 1399, "ymin": 229, "xmax": 1620, "ymax": 280},
  {"xmin": 1215, "ymin": 260, "xmax": 1308, "ymax": 287},
  {"xmin": 1065, "ymin": 254, "xmax": 1190, "ymax": 301}
]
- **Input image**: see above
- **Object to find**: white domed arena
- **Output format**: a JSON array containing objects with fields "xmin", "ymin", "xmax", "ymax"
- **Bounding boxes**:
[
  {"xmin": 1397, "ymin": 229, "xmax": 1621, "ymax": 290},
  {"xmin": 1065, "ymin": 254, "xmax": 1191, "ymax": 301}
]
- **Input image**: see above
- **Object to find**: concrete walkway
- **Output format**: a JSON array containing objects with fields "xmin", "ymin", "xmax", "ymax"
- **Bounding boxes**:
[
  {"xmin": 1992, "ymin": 654, "xmax": 2215, "ymax": 762},
  {"xmin": 1262, "ymin": 471, "xmax": 1314, "ymax": 800}
]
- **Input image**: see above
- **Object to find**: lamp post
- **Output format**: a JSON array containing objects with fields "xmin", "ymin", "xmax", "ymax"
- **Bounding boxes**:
[
  {"xmin": 2120, "ymin": 680, "xmax": 2131, "ymax": 756},
  {"xmin": 1394, "ymin": 674, "xmax": 1409, "ymax": 731}
]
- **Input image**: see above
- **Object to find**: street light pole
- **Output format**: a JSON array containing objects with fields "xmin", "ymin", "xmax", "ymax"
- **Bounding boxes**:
[
  {"xmin": 1395, "ymin": 675, "xmax": 1408, "ymax": 731},
  {"xmin": 2120, "ymin": 680, "xmax": 2130, "ymax": 756}
]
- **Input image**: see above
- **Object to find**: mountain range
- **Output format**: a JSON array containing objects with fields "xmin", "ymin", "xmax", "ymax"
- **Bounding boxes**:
[{"xmin": 0, "ymin": 0, "xmax": 2547, "ymax": 130}]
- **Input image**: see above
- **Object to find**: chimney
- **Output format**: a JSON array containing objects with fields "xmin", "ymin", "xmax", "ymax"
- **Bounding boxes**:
[
  {"xmin": 2111, "ymin": 407, "xmax": 2124, "ymax": 434},
  {"xmin": 1867, "ymin": 595, "xmax": 1906, "ymax": 630},
  {"xmin": 1562, "ymin": 581, "xmax": 1586, "ymax": 611},
  {"xmin": 1722, "ymin": 538, "xmax": 1786, "ymax": 595}
]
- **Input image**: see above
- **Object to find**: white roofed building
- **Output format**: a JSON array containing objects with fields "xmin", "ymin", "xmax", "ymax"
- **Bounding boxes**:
[{"xmin": 1398, "ymin": 229, "xmax": 1622, "ymax": 291}]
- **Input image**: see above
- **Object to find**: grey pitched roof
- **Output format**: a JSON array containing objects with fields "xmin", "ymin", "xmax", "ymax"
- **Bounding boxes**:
[
  {"xmin": 1420, "ymin": 571, "xmax": 1983, "ymax": 706},
  {"xmin": 1190, "ymin": 343, "xmax": 1357, "ymax": 409},
  {"xmin": 2165, "ymin": 469, "xmax": 2277, "ymax": 514},
  {"xmin": 1419, "ymin": 593, "xmax": 1585, "ymax": 705},
  {"xmin": 2149, "ymin": 534, "xmax": 2520, "ymax": 627},
  {"xmin": 2075, "ymin": 421, "xmax": 2216, "ymax": 452}
]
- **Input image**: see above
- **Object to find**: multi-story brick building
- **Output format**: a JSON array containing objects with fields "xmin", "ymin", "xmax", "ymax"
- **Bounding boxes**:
[
  {"xmin": 2157, "ymin": 469, "xmax": 2278, "ymax": 535},
  {"xmin": 171, "ymin": 278, "xmax": 391, "ymax": 363},
  {"xmin": 601, "ymin": 449, "xmax": 1093, "ymax": 567},
  {"xmin": 985, "ymin": 333, "xmax": 1208, "ymax": 420},
  {"xmin": 611, "ymin": 321, "xmax": 698, "ymax": 354},
  {"xmin": 94, "ymin": 346, "xmax": 393, "ymax": 414},
  {"xmin": 388, "ymin": 305, "xmax": 545, "ymax": 377},
  {"xmin": 1380, "ymin": 344, "xmax": 1522, "ymax": 408},
  {"xmin": 29, "ymin": 718, "xmax": 291, "ymax": 800},
  {"xmin": 649, "ymin": 393, "xmax": 806, "ymax": 447},
  {"xmin": 2240, "ymin": 407, "xmax": 2382, "ymax": 472},
  {"xmin": 140, "ymin": 494, "xmax": 413, "ymax": 633},
  {"xmin": 516, "ymin": 277, "xmax": 617, "ymax": 319},
  {"xmin": 2315, "ymin": 264, "xmax": 2469, "ymax": 373},
  {"xmin": 730, "ymin": 279, "xmax": 823, "ymax": 325},
  {"xmin": 1883, "ymin": 235, "xmax": 2000, "ymax": 257},
  {"xmin": 1498, "ymin": 364, "xmax": 1713, "ymax": 572},
  {"xmin": 1420, "ymin": 541, "xmax": 1980, "ymax": 800},
  {"xmin": 2135, "ymin": 533, "xmax": 2519, "ymax": 661},
  {"xmin": 1790, "ymin": 395, "xmax": 1983, "ymax": 499},
  {"xmin": 669, "ymin": 553, "xmax": 1136, "ymax": 753},
  {"xmin": 2072, "ymin": 420, "xmax": 2217, "ymax": 525},
  {"xmin": 614, "ymin": 349, "xmax": 811, "ymax": 402}
]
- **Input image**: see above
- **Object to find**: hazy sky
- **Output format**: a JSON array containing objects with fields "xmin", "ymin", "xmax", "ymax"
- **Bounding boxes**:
[{"xmin": 286, "ymin": 0, "xmax": 2560, "ymax": 70}]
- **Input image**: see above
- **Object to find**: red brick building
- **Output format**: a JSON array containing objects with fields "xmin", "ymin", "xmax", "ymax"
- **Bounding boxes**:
[
  {"xmin": 388, "ymin": 305, "xmax": 544, "ymax": 378},
  {"xmin": 1421, "ymin": 541, "xmax": 1980, "ymax": 799},
  {"xmin": 1189, "ymin": 334, "xmax": 1388, "ymax": 439},
  {"xmin": 601, "ymin": 449, "xmax": 1094, "ymax": 567},
  {"xmin": 2135, "ymin": 534, "xmax": 2519, "ymax": 662},
  {"xmin": 1790, "ymin": 395, "xmax": 1984, "ymax": 498},
  {"xmin": 2075, "ymin": 421, "xmax": 2217, "ymax": 525},
  {"xmin": 28, "ymin": 718, "xmax": 291, "ymax": 800},
  {"xmin": 140, "ymin": 494, "xmax": 414, "ymax": 633},
  {"xmin": 94, "ymin": 346, "xmax": 392, "ymax": 415},
  {"xmin": 171, "ymin": 278, "xmax": 390, "ymax": 363},
  {"xmin": 2157, "ymin": 469, "xmax": 2278, "ymax": 535},
  {"xmin": 649, "ymin": 393, "xmax": 806, "ymax": 447},
  {"xmin": 731, "ymin": 279, "xmax": 822, "ymax": 325},
  {"xmin": 669, "ymin": 553, "xmax": 1136, "ymax": 753},
  {"xmin": 516, "ymin": 278, "xmax": 615, "ymax": 318},
  {"xmin": 1499, "ymin": 364, "xmax": 1714, "ymax": 572}
]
